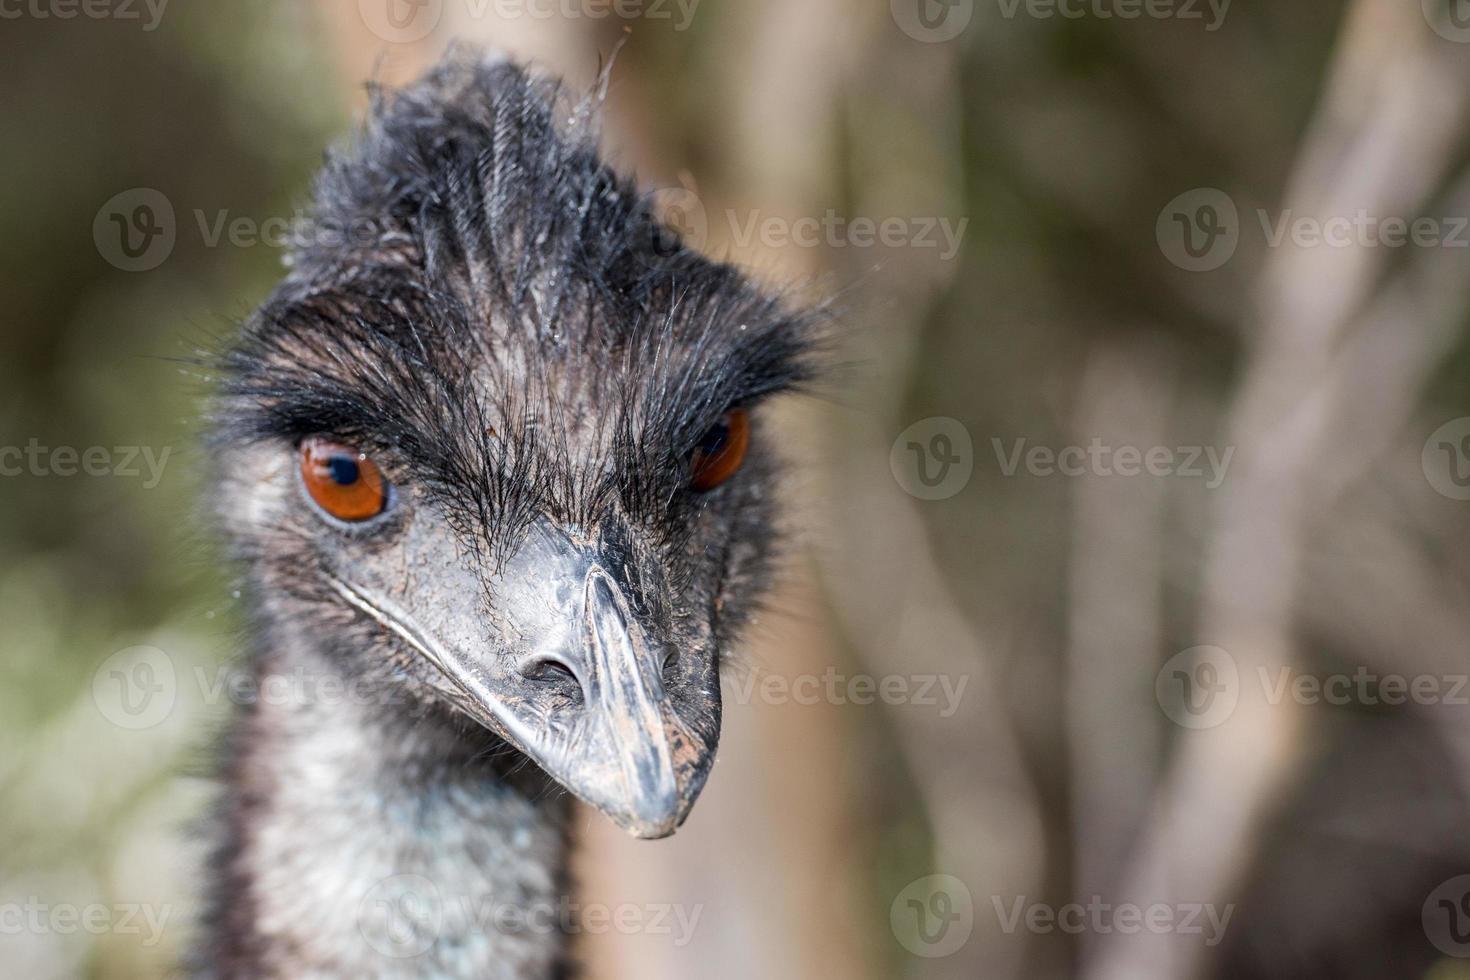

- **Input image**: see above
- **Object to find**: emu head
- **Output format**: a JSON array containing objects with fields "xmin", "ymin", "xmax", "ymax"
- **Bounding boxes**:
[{"xmin": 211, "ymin": 55, "xmax": 816, "ymax": 839}]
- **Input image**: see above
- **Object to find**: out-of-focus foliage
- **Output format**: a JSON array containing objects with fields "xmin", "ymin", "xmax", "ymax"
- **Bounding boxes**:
[{"xmin": 6, "ymin": 2, "xmax": 1470, "ymax": 979}]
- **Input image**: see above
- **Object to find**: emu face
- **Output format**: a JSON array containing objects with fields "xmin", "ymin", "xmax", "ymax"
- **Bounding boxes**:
[{"xmin": 212, "ymin": 56, "xmax": 815, "ymax": 838}]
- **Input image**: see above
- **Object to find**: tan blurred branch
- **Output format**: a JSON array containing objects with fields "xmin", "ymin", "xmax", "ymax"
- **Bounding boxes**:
[
  {"xmin": 1311, "ymin": 167, "xmax": 1470, "ymax": 501},
  {"xmin": 827, "ymin": 457, "xmax": 1047, "ymax": 980},
  {"xmin": 813, "ymin": 22, "xmax": 1048, "ymax": 980},
  {"xmin": 1065, "ymin": 338, "xmax": 1175, "ymax": 935},
  {"xmin": 1084, "ymin": 3, "xmax": 1470, "ymax": 978}
]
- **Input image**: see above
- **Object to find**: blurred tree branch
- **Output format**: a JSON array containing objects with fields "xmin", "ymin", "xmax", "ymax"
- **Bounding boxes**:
[{"xmin": 1084, "ymin": 2, "xmax": 1470, "ymax": 978}]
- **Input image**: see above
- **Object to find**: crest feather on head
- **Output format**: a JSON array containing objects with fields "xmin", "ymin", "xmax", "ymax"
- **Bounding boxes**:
[{"xmin": 214, "ymin": 49, "xmax": 823, "ymax": 550}]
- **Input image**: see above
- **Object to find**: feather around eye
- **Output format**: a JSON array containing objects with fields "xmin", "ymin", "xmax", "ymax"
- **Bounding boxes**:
[
  {"xmin": 689, "ymin": 409, "xmax": 749, "ymax": 492},
  {"xmin": 300, "ymin": 438, "xmax": 389, "ymax": 521}
]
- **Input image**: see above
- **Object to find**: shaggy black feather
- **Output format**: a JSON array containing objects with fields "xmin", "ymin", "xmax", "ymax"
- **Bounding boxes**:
[
  {"xmin": 197, "ymin": 48, "xmax": 825, "ymax": 980},
  {"xmin": 214, "ymin": 51, "xmax": 822, "ymax": 559}
]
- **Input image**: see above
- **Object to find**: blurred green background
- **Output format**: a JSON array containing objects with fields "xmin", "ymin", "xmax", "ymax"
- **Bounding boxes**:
[{"xmin": 6, "ymin": 1, "xmax": 1470, "ymax": 978}]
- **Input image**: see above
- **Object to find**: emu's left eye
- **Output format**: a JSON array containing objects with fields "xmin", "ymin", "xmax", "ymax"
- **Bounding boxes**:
[
  {"xmin": 299, "ymin": 438, "xmax": 389, "ymax": 522},
  {"xmin": 690, "ymin": 408, "xmax": 750, "ymax": 492}
]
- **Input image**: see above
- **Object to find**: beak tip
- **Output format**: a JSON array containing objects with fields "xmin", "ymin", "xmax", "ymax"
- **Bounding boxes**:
[
  {"xmin": 617, "ymin": 813, "xmax": 683, "ymax": 840},
  {"xmin": 595, "ymin": 782, "xmax": 694, "ymax": 839},
  {"xmin": 599, "ymin": 787, "xmax": 688, "ymax": 840}
]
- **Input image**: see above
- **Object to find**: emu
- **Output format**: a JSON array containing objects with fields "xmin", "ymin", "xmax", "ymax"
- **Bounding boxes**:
[{"xmin": 197, "ymin": 52, "xmax": 817, "ymax": 978}]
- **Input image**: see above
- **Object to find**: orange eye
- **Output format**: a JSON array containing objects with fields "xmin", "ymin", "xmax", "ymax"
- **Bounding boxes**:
[
  {"xmin": 690, "ymin": 408, "xmax": 750, "ymax": 492},
  {"xmin": 299, "ymin": 438, "xmax": 389, "ymax": 522}
]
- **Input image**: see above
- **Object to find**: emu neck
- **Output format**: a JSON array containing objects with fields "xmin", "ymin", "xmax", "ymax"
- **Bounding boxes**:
[{"xmin": 202, "ymin": 621, "xmax": 571, "ymax": 979}]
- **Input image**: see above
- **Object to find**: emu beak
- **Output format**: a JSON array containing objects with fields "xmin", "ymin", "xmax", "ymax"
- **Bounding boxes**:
[
  {"xmin": 574, "ymin": 568, "xmax": 684, "ymax": 835},
  {"xmin": 492, "ymin": 524, "xmax": 719, "ymax": 838},
  {"xmin": 334, "ymin": 520, "xmax": 719, "ymax": 839}
]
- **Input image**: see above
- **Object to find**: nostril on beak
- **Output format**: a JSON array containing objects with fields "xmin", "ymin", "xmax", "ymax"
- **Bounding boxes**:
[{"xmin": 521, "ymin": 654, "xmax": 586, "ymax": 703}]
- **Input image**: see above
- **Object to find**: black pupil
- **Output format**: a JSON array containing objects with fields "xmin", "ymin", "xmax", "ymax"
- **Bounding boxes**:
[
  {"xmin": 326, "ymin": 454, "xmax": 360, "ymax": 485},
  {"xmin": 697, "ymin": 420, "xmax": 729, "ymax": 459}
]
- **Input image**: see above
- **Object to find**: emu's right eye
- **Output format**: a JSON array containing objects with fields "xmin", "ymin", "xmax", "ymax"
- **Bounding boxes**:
[
  {"xmin": 690, "ymin": 408, "xmax": 750, "ymax": 492},
  {"xmin": 299, "ymin": 438, "xmax": 389, "ymax": 522}
]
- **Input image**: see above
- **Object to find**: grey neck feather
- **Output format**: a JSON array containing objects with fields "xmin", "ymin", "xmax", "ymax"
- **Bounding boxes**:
[{"xmin": 196, "ymin": 616, "xmax": 572, "ymax": 979}]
